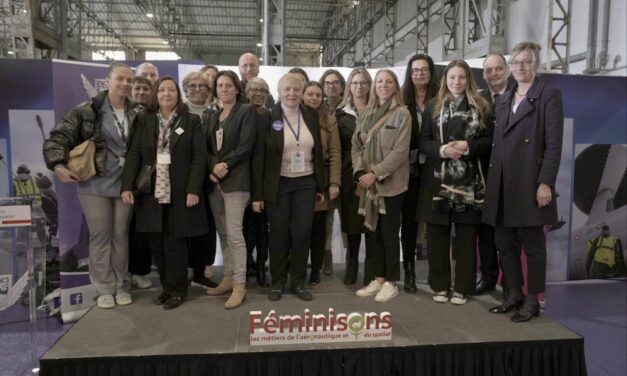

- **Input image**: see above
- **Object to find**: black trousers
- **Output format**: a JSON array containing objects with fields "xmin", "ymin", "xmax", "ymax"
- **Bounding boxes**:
[
  {"xmin": 477, "ymin": 223, "xmax": 499, "ymax": 284},
  {"xmin": 188, "ymin": 203, "xmax": 216, "ymax": 277},
  {"xmin": 267, "ymin": 176, "xmax": 316, "ymax": 289},
  {"xmin": 366, "ymin": 193, "xmax": 404, "ymax": 282},
  {"xmin": 401, "ymin": 176, "xmax": 420, "ymax": 261},
  {"xmin": 427, "ymin": 222, "xmax": 477, "ymax": 295},
  {"xmin": 244, "ymin": 207, "xmax": 269, "ymax": 265},
  {"xmin": 346, "ymin": 233, "xmax": 362, "ymax": 260},
  {"xmin": 495, "ymin": 226, "xmax": 546, "ymax": 294},
  {"xmin": 311, "ymin": 210, "xmax": 328, "ymax": 273},
  {"xmin": 128, "ymin": 213, "xmax": 153, "ymax": 276}
]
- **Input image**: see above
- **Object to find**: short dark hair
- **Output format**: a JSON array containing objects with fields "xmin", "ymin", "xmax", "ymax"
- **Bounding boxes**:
[
  {"xmin": 132, "ymin": 76, "xmax": 152, "ymax": 88},
  {"xmin": 147, "ymin": 76, "xmax": 187, "ymax": 115},
  {"xmin": 288, "ymin": 67, "xmax": 310, "ymax": 82},
  {"xmin": 201, "ymin": 64, "xmax": 219, "ymax": 74}
]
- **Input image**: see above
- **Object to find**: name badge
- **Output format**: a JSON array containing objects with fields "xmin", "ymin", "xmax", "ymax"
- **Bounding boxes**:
[
  {"xmin": 118, "ymin": 156, "xmax": 125, "ymax": 167},
  {"xmin": 175, "ymin": 127, "xmax": 184, "ymax": 135},
  {"xmin": 291, "ymin": 151, "xmax": 305, "ymax": 173},
  {"xmin": 157, "ymin": 153, "xmax": 171, "ymax": 165},
  {"xmin": 216, "ymin": 128, "xmax": 224, "ymax": 151}
]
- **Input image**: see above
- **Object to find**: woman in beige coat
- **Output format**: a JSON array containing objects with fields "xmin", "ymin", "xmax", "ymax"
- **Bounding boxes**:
[
  {"xmin": 352, "ymin": 69, "xmax": 411, "ymax": 302},
  {"xmin": 302, "ymin": 81, "xmax": 341, "ymax": 284}
]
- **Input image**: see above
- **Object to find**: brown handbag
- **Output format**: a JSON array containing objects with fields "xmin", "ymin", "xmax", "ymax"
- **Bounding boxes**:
[{"xmin": 67, "ymin": 139, "xmax": 97, "ymax": 181}]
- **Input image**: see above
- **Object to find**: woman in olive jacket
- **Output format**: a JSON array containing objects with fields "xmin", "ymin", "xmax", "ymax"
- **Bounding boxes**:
[{"xmin": 121, "ymin": 76, "xmax": 208, "ymax": 310}]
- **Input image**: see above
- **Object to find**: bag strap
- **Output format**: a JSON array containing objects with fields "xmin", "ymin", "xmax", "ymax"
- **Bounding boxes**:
[{"xmin": 364, "ymin": 105, "xmax": 399, "ymax": 144}]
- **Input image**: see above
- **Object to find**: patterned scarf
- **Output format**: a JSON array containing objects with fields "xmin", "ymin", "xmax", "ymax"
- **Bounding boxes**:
[
  {"xmin": 357, "ymin": 99, "xmax": 397, "ymax": 231},
  {"xmin": 154, "ymin": 110, "xmax": 177, "ymax": 204},
  {"xmin": 433, "ymin": 96, "xmax": 486, "ymax": 211}
]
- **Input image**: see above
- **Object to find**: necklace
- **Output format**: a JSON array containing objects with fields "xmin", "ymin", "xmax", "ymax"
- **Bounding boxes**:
[{"xmin": 515, "ymin": 91, "xmax": 527, "ymax": 97}]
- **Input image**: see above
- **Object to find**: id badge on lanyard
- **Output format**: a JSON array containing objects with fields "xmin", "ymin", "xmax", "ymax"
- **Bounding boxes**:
[
  {"xmin": 216, "ymin": 128, "xmax": 224, "ymax": 151},
  {"xmin": 157, "ymin": 153, "xmax": 171, "ymax": 165},
  {"xmin": 291, "ymin": 151, "xmax": 305, "ymax": 172}
]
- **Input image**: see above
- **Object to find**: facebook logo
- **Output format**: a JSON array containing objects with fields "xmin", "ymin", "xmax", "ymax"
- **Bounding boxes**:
[{"xmin": 70, "ymin": 293, "xmax": 83, "ymax": 305}]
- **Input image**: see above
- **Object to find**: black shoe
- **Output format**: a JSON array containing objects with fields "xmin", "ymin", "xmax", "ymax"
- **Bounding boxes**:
[
  {"xmin": 163, "ymin": 295, "xmax": 184, "ymax": 310},
  {"xmin": 489, "ymin": 298, "xmax": 525, "ymax": 314},
  {"xmin": 268, "ymin": 286, "xmax": 284, "ymax": 301},
  {"xmin": 403, "ymin": 260, "xmax": 417, "ymax": 293},
  {"xmin": 291, "ymin": 286, "xmax": 313, "ymax": 301},
  {"xmin": 309, "ymin": 271, "xmax": 321, "ymax": 285},
  {"xmin": 473, "ymin": 279, "xmax": 496, "ymax": 295},
  {"xmin": 511, "ymin": 301, "xmax": 540, "ymax": 322},
  {"xmin": 154, "ymin": 292, "xmax": 170, "ymax": 306},
  {"xmin": 191, "ymin": 276, "xmax": 218, "ymax": 289}
]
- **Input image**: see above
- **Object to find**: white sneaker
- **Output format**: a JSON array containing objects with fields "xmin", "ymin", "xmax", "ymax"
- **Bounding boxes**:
[
  {"xmin": 204, "ymin": 265, "xmax": 214, "ymax": 279},
  {"xmin": 433, "ymin": 291, "xmax": 449, "ymax": 303},
  {"xmin": 97, "ymin": 294, "xmax": 115, "ymax": 309},
  {"xmin": 356, "ymin": 280, "xmax": 382, "ymax": 297},
  {"xmin": 131, "ymin": 274, "xmax": 152, "ymax": 289},
  {"xmin": 449, "ymin": 292, "xmax": 467, "ymax": 305},
  {"xmin": 374, "ymin": 282, "xmax": 399, "ymax": 302},
  {"xmin": 115, "ymin": 292, "xmax": 133, "ymax": 306}
]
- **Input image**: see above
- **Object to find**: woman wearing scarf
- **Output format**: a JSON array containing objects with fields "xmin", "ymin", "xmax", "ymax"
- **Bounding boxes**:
[
  {"xmin": 417, "ymin": 60, "xmax": 491, "ymax": 305},
  {"xmin": 121, "ymin": 76, "xmax": 208, "ymax": 310},
  {"xmin": 352, "ymin": 69, "xmax": 411, "ymax": 302}
]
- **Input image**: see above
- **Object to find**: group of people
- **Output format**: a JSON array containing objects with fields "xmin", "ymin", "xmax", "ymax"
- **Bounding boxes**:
[{"xmin": 42, "ymin": 41, "xmax": 563, "ymax": 323}]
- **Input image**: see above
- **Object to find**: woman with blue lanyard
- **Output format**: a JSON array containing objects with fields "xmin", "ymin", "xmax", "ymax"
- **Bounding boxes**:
[{"xmin": 251, "ymin": 73, "xmax": 327, "ymax": 302}]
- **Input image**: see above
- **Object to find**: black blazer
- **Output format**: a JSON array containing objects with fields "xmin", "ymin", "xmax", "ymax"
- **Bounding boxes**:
[
  {"xmin": 252, "ymin": 103, "xmax": 327, "ymax": 206},
  {"xmin": 251, "ymin": 107, "xmax": 271, "ymax": 201},
  {"xmin": 121, "ymin": 111, "xmax": 208, "ymax": 237},
  {"xmin": 207, "ymin": 102, "xmax": 256, "ymax": 193},
  {"xmin": 482, "ymin": 79, "xmax": 563, "ymax": 227}
]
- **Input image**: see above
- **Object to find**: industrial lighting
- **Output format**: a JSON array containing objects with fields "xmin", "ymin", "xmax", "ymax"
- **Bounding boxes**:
[
  {"xmin": 259, "ymin": 58, "xmax": 263, "ymax": 62},
  {"xmin": 256, "ymin": 43, "xmax": 262, "ymax": 47},
  {"xmin": 162, "ymin": 40, "xmax": 169, "ymax": 44},
  {"xmin": 259, "ymin": 18, "xmax": 263, "ymax": 23},
  {"xmin": 7, "ymin": 50, "xmax": 15, "ymax": 55},
  {"xmin": 146, "ymin": 13, "xmax": 154, "ymax": 18}
]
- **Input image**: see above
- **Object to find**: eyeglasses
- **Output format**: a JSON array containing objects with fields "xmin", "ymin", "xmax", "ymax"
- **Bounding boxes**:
[
  {"xmin": 350, "ymin": 81, "xmax": 369, "ymax": 87},
  {"xmin": 248, "ymin": 88, "xmax": 268, "ymax": 94},
  {"xmin": 186, "ymin": 83, "xmax": 208, "ymax": 91},
  {"xmin": 324, "ymin": 80, "xmax": 341, "ymax": 87},
  {"xmin": 410, "ymin": 68, "xmax": 430, "ymax": 75},
  {"xmin": 509, "ymin": 60, "xmax": 533, "ymax": 67}
]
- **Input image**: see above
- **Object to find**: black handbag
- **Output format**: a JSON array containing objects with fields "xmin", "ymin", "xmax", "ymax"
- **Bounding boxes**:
[{"xmin": 134, "ymin": 164, "xmax": 155, "ymax": 195}]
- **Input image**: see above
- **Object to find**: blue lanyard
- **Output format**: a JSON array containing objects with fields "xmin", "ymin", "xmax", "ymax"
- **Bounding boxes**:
[{"xmin": 283, "ymin": 112, "xmax": 301, "ymax": 145}]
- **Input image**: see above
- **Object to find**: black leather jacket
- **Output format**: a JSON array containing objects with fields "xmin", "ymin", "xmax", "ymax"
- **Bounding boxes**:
[{"xmin": 43, "ymin": 90, "xmax": 142, "ymax": 176}]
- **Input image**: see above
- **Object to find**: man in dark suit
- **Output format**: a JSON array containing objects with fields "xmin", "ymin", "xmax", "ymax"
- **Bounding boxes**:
[{"xmin": 473, "ymin": 54, "xmax": 510, "ymax": 296}]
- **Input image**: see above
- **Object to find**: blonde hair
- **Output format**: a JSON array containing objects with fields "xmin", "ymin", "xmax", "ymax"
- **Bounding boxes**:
[
  {"xmin": 432, "ymin": 60, "xmax": 489, "ymax": 127},
  {"xmin": 510, "ymin": 41, "xmax": 542, "ymax": 68},
  {"xmin": 342, "ymin": 67, "xmax": 372, "ymax": 109},
  {"xmin": 277, "ymin": 73, "xmax": 305, "ymax": 93},
  {"xmin": 366, "ymin": 69, "xmax": 404, "ymax": 109}
]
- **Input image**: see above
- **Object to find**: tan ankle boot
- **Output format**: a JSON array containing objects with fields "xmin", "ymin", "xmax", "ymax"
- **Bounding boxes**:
[
  {"xmin": 323, "ymin": 250, "xmax": 333, "ymax": 275},
  {"xmin": 224, "ymin": 283, "xmax": 246, "ymax": 309},
  {"xmin": 206, "ymin": 276, "xmax": 232, "ymax": 296}
]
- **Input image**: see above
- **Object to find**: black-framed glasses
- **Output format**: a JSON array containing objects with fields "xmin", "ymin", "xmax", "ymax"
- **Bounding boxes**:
[
  {"xmin": 248, "ymin": 87, "xmax": 268, "ymax": 94},
  {"xmin": 410, "ymin": 67, "xmax": 430, "ymax": 75},
  {"xmin": 324, "ymin": 80, "xmax": 341, "ymax": 87}
]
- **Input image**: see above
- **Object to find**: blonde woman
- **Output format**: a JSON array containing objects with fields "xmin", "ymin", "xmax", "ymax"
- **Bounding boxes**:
[{"xmin": 352, "ymin": 69, "xmax": 411, "ymax": 302}]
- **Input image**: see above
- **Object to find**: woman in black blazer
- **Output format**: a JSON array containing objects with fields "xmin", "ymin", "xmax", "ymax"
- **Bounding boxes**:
[
  {"xmin": 205, "ymin": 70, "xmax": 256, "ymax": 310},
  {"xmin": 121, "ymin": 76, "xmax": 208, "ymax": 310},
  {"xmin": 251, "ymin": 73, "xmax": 327, "ymax": 302},
  {"xmin": 483, "ymin": 42, "xmax": 564, "ymax": 322}
]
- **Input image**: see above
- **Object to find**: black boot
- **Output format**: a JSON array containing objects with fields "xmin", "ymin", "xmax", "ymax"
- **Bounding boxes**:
[
  {"xmin": 343, "ymin": 257, "xmax": 358, "ymax": 285},
  {"xmin": 256, "ymin": 259, "xmax": 269, "ymax": 287},
  {"xmin": 403, "ymin": 259, "xmax": 417, "ymax": 293},
  {"xmin": 363, "ymin": 258, "xmax": 375, "ymax": 286}
]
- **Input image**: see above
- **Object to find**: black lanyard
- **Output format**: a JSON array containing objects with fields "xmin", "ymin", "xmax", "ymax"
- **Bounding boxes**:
[
  {"xmin": 283, "ymin": 112, "xmax": 301, "ymax": 146},
  {"xmin": 109, "ymin": 104, "xmax": 128, "ymax": 146}
]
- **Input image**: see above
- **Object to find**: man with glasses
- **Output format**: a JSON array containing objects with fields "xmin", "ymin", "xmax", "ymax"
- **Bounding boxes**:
[
  {"xmin": 473, "ymin": 54, "xmax": 511, "ymax": 296},
  {"xmin": 237, "ymin": 53, "xmax": 275, "ymax": 107}
]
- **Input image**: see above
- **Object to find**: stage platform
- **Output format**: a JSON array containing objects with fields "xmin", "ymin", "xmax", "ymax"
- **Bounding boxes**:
[{"xmin": 39, "ymin": 265, "xmax": 587, "ymax": 376}]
